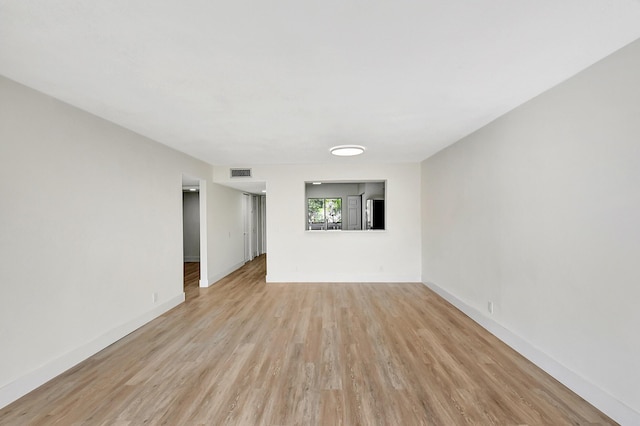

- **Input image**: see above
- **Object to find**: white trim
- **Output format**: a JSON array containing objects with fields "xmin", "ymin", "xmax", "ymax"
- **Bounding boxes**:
[
  {"xmin": 265, "ymin": 274, "xmax": 420, "ymax": 283},
  {"xmin": 422, "ymin": 281, "xmax": 640, "ymax": 426},
  {"xmin": 183, "ymin": 256, "xmax": 200, "ymax": 262},
  {"xmin": 0, "ymin": 293, "xmax": 185, "ymax": 409},
  {"xmin": 203, "ymin": 261, "xmax": 245, "ymax": 287},
  {"xmin": 198, "ymin": 178, "xmax": 208, "ymax": 289}
]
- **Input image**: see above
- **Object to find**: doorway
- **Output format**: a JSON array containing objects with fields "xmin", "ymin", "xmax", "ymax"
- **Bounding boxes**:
[
  {"xmin": 243, "ymin": 193, "xmax": 251, "ymax": 263},
  {"xmin": 182, "ymin": 174, "xmax": 208, "ymax": 297},
  {"xmin": 243, "ymin": 193, "xmax": 267, "ymax": 263}
]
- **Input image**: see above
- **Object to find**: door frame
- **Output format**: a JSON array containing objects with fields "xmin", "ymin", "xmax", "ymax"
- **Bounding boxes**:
[{"xmin": 181, "ymin": 174, "xmax": 209, "ymax": 288}]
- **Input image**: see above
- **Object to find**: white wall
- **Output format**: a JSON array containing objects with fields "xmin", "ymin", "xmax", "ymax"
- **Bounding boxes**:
[
  {"xmin": 360, "ymin": 182, "xmax": 385, "ymax": 200},
  {"xmin": 0, "ymin": 75, "xmax": 219, "ymax": 407},
  {"xmin": 206, "ymin": 183, "xmax": 246, "ymax": 284},
  {"xmin": 421, "ymin": 39, "xmax": 640, "ymax": 424},
  {"xmin": 214, "ymin": 163, "xmax": 421, "ymax": 283},
  {"xmin": 182, "ymin": 191, "xmax": 200, "ymax": 261}
]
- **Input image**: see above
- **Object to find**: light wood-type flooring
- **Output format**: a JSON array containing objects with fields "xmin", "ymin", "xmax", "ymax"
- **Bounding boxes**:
[{"xmin": 0, "ymin": 255, "xmax": 615, "ymax": 425}]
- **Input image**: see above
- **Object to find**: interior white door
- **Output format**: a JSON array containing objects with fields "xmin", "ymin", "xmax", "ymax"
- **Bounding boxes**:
[
  {"xmin": 243, "ymin": 194, "xmax": 251, "ymax": 262},
  {"xmin": 260, "ymin": 195, "xmax": 267, "ymax": 255},
  {"xmin": 347, "ymin": 195, "xmax": 362, "ymax": 230},
  {"xmin": 251, "ymin": 195, "xmax": 258, "ymax": 259}
]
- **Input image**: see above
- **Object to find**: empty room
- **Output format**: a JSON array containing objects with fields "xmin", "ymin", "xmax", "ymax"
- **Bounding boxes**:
[{"xmin": 1, "ymin": 1, "xmax": 639, "ymax": 425}]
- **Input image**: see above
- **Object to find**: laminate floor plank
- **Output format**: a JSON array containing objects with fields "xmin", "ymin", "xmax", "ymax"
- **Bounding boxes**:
[{"xmin": 0, "ymin": 255, "xmax": 616, "ymax": 425}]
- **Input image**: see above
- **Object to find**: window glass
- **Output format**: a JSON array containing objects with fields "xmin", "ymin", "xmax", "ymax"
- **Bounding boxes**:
[{"xmin": 307, "ymin": 198, "xmax": 342, "ymax": 230}]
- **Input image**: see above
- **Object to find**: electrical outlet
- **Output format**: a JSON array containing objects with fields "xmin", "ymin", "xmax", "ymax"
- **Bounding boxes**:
[
  {"xmin": 488, "ymin": 301, "xmax": 494, "ymax": 314},
  {"xmin": 152, "ymin": 292, "xmax": 158, "ymax": 303}
]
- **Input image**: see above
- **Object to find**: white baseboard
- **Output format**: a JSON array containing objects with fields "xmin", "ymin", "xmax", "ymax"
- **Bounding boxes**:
[
  {"xmin": 0, "ymin": 293, "xmax": 185, "ymax": 409},
  {"xmin": 265, "ymin": 274, "xmax": 421, "ymax": 283},
  {"xmin": 183, "ymin": 256, "xmax": 200, "ymax": 262},
  {"xmin": 422, "ymin": 281, "xmax": 639, "ymax": 426},
  {"xmin": 202, "ymin": 261, "xmax": 245, "ymax": 287}
]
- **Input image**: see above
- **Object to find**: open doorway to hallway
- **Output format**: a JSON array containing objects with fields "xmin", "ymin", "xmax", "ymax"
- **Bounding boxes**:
[
  {"xmin": 243, "ymin": 193, "xmax": 267, "ymax": 265},
  {"xmin": 182, "ymin": 174, "xmax": 207, "ymax": 299}
]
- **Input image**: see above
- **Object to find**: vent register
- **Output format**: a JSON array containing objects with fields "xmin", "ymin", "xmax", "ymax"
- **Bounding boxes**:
[{"xmin": 230, "ymin": 168, "xmax": 252, "ymax": 178}]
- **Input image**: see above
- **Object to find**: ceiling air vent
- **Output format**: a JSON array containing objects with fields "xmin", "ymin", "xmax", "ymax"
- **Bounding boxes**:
[{"xmin": 230, "ymin": 168, "xmax": 252, "ymax": 178}]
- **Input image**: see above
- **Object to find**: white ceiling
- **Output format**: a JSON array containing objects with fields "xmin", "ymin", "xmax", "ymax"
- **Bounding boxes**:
[{"xmin": 2, "ymin": 1, "xmax": 640, "ymax": 166}]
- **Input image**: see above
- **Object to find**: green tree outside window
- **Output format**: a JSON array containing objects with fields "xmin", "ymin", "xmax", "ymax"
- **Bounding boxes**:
[{"xmin": 308, "ymin": 198, "xmax": 342, "ymax": 229}]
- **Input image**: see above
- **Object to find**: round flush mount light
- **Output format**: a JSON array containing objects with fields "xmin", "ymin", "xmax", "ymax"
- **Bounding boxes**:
[{"xmin": 330, "ymin": 145, "xmax": 365, "ymax": 157}]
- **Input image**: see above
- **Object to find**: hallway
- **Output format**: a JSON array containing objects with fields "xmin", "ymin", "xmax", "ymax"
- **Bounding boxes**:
[{"xmin": 183, "ymin": 261, "xmax": 200, "ymax": 300}]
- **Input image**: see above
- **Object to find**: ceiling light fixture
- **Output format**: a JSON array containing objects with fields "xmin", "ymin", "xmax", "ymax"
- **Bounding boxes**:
[{"xmin": 330, "ymin": 145, "xmax": 365, "ymax": 157}]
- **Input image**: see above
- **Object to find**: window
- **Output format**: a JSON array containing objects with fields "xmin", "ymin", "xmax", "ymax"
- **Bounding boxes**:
[
  {"xmin": 307, "ymin": 198, "xmax": 342, "ymax": 230},
  {"xmin": 305, "ymin": 181, "xmax": 386, "ymax": 231},
  {"xmin": 305, "ymin": 180, "xmax": 387, "ymax": 231}
]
